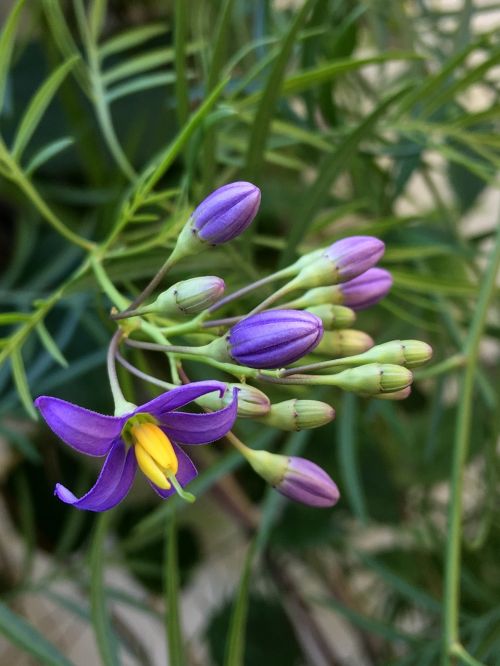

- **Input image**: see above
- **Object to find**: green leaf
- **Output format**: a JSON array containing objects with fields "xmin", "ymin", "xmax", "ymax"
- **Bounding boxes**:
[
  {"xmin": 10, "ymin": 349, "xmax": 37, "ymax": 420},
  {"xmin": 164, "ymin": 514, "xmax": 185, "ymax": 666},
  {"xmin": 0, "ymin": 313, "xmax": 32, "ymax": 325},
  {"xmin": 36, "ymin": 321, "xmax": 68, "ymax": 367},
  {"xmin": 99, "ymin": 24, "xmax": 169, "ymax": 59},
  {"xmin": 174, "ymin": 0, "xmax": 189, "ymax": 129},
  {"xmin": 0, "ymin": 0, "xmax": 27, "ymax": 112},
  {"xmin": 89, "ymin": 0, "xmax": 107, "ymax": 42},
  {"xmin": 106, "ymin": 72, "xmax": 177, "ymax": 104},
  {"xmin": 337, "ymin": 393, "xmax": 368, "ymax": 523},
  {"xmin": 391, "ymin": 270, "xmax": 477, "ymax": 296},
  {"xmin": 25, "ymin": 137, "xmax": 75, "ymax": 175},
  {"xmin": 245, "ymin": 0, "xmax": 316, "ymax": 180},
  {"xmin": 280, "ymin": 86, "xmax": 410, "ymax": 266},
  {"xmin": 0, "ymin": 604, "xmax": 73, "ymax": 665},
  {"xmin": 11, "ymin": 56, "xmax": 80, "ymax": 161},
  {"xmin": 90, "ymin": 513, "xmax": 120, "ymax": 666}
]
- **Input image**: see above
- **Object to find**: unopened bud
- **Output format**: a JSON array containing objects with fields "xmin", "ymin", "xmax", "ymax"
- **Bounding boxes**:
[
  {"xmin": 290, "ymin": 236, "xmax": 385, "ymax": 289},
  {"xmin": 257, "ymin": 399, "xmax": 335, "ymax": 431},
  {"xmin": 340, "ymin": 267, "xmax": 392, "ymax": 310},
  {"xmin": 326, "ymin": 363, "xmax": 413, "ymax": 394},
  {"xmin": 315, "ymin": 330, "xmax": 374, "ymax": 357},
  {"xmin": 153, "ymin": 276, "xmax": 225, "ymax": 316},
  {"xmin": 245, "ymin": 449, "xmax": 340, "ymax": 507},
  {"xmin": 353, "ymin": 340, "xmax": 433, "ymax": 368},
  {"xmin": 197, "ymin": 383, "xmax": 271, "ymax": 417},
  {"xmin": 306, "ymin": 305, "xmax": 356, "ymax": 330}
]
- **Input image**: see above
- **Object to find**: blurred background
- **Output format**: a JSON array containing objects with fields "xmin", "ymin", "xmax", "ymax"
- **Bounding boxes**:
[{"xmin": 0, "ymin": 1, "xmax": 499, "ymax": 665}]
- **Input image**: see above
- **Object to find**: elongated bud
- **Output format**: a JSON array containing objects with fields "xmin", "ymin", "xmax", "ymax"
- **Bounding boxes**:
[
  {"xmin": 350, "ymin": 340, "xmax": 433, "ymax": 367},
  {"xmin": 306, "ymin": 305, "xmax": 356, "ymax": 330},
  {"xmin": 152, "ymin": 276, "xmax": 225, "ymax": 316},
  {"xmin": 325, "ymin": 363, "xmax": 413, "ymax": 394},
  {"xmin": 171, "ymin": 182, "xmax": 261, "ymax": 260},
  {"xmin": 245, "ymin": 449, "xmax": 339, "ymax": 507},
  {"xmin": 340, "ymin": 267, "xmax": 392, "ymax": 310},
  {"xmin": 196, "ymin": 383, "xmax": 271, "ymax": 417},
  {"xmin": 257, "ymin": 399, "xmax": 335, "ymax": 431},
  {"xmin": 209, "ymin": 310, "xmax": 323, "ymax": 369},
  {"xmin": 315, "ymin": 330, "xmax": 374, "ymax": 357},
  {"xmin": 289, "ymin": 236, "xmax": 385, "ymax": 289},
  {"xmin": 371, "ymin": 387, "xmax": 412, "ymax": 400}
]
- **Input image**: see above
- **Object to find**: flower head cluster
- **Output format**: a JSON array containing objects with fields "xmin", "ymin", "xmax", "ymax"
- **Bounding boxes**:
[{"xmin": 36, "ymin": 182, "xmax": 432, "ymax": 511}]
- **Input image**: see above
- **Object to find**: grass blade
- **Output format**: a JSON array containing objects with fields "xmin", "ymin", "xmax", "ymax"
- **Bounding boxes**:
[
  {"xmin": 99, "ymin": 24, "xmax": 169, "ymax": 60},
  {"xmin": 35, "ymin": 321, "xmax": 68, "ymax": 367},
  {"xmin": 25, "ymin": 137, "xmax": 75, "ymax": 175},
  {"xmin": 12, "ymin": 56, "xmax": 79, "ymax": 161},
  {"xmin": 337, "ymin": 393, "xmax": 368, "ymax": 523},
  {"xmin": 0, "ymin": 0, "xmax": 27, "ymax": 111},
  {"xmin": 10, "ymin": 348, "xmax": 37, "ymax": 420},
  {"xmin": 90, "ymin": 512, "xmax": 120, "ymax": 666},
  {"xmin": 164, "ymin": 513, "xmax": 185, "ymax": 666},
  {"xmin": 174, "ymin": 0, "xmax": 189, "ymax": 129},
  {"xmin": 0, "ymin": 603, "xmax": 73, "ymax": 666}
]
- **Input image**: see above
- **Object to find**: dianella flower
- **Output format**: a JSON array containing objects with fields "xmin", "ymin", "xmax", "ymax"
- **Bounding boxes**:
[
  {"xmin": 339, "ymin": 267, "xmax": 392, "ymax": 310},
  {"xmin": 223, "ymin": 309, "xmax": 323, "ymax": 369},
  {"xmin": 35, "ymin": 381, "xmax": 237, "ymax": 511}
]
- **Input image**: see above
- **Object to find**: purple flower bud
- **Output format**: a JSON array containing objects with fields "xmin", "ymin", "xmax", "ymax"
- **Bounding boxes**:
[
  {"xmin": 277, "ymin": 457, "xmax": 340, "ymax": 508},
  {"xmin": 192, "ymin": 181, "xmax": 261, "ymax": 244},
  {"xmin": 228, "ymin": 309, "xmax": 323, "ymax": 369},
  {"xmin": 294, "ymin": 236, "xmax": 385, "ymax": 289},
  {"xmin": 340, "ymin": 267, "xmax": 393, "ymax": 310}
]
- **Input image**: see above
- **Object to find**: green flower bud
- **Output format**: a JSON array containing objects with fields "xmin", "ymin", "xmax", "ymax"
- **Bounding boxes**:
[
  {"xmin": 152, "ymin": 276, "xmax": 225, "ymax": 316},
  {"xmin": 196, "ymin": 383, "xmax": 271, "ymax": 418},
  {"xmin": 315, "ymin": 330, "xmax": 374, "ymax": 357},
  {"xmin": 352, "ymin": 340, "xmax": 433, "ymax": 367},
  {"xmin": 306, "ymin": 305, "xmax": 356, "ymax": 330},
  {"xmin": 286, "ymin": 285, "xmax": 344, "ymax": 309},
  {"xmin": 326, "ymin": 363, "xmax": 413, "ymax": 395},
  {"xmin": 257, "ymin": 399, "xmax": 335, "ymax": 431}
]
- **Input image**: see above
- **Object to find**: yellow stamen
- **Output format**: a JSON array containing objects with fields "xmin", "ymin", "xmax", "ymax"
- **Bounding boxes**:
[
  {"xmin": 135, "ymin": 445, "xmax": 171, "ymax": 490},
  {"xmin": 131, "ymin": 423, "xmax": 178, "ymax": 488},
  {"xmin": 131, "ymin": 423, "xmax": 178, "ymax": 474}
]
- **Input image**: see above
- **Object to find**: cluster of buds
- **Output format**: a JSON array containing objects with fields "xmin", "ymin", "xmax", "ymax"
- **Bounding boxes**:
[{"xmin": 40, "ymin": 181, "xmax": 433, "ymax": 513}]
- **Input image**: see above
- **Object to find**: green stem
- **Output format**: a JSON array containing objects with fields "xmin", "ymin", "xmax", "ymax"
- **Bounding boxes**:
[
  {"xmin": 442, "ymin": 223, "xmax": 500, "ymax": 665},
  {"xmin": 125, "ymin": 338, "xmax": 210, "ymax": 358},
  {"xmin": 413, "ymin": 354, "xmax": 466, "ymax": 380},
  {"xmin": 450, "ymin": 644, "xmax": 486, "ymax": 666},
  {"xmin": 107, "ymin": 331, "xmax": 134, "ymax": 415}
]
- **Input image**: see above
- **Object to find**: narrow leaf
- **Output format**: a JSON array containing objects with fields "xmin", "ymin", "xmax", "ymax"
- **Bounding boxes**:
[
  {"xmin": 0, "ymin": 602, "xmax": 73, "ymax": 666},
  {"xmin": 10, "ymin": 349, "xmax": 37, "ymax": 420},
  {"xmin": 25, "ymin": 137, "xmax": 75, "ymax": 175},
  {"xmin": 337, "ymin": 393, "xmax": 368, "ymax": 523},
  {"xmin": 164, "ymin": 514, "xmax": 185, "ymax": 666},
  {"xmin": 12, "ymin": 56, "xmax": 80, "ymax": 160},
  {"xmin": 36, "ymin": 322, "xmax": 68, "ymax": 367},
  {"xmin": 0, "ymin": 0, "xmax": 27, "ymax": 112},
  {"xmin": 99, "ymin": 24, "xmax": 169, "ymax": 59},
  {"xmin": 174, "ymin": 0, "xmax": 189, "ymax": 129}
]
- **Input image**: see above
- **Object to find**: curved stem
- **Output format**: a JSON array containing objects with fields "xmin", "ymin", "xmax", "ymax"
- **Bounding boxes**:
[
  {"xmin": 107, "ymin": 331, "xmax": 134, "ymax": 415},
  {"xmin": 115, "ymin": 352, "xmax": 175, "ymax": 391},
  {"xmin": 125, "ymin": 338, "xmax": 209, "ymax": 357},
  {"xmin": 441, "ymin": 223, "xmax": 500, "ymax": 665}
]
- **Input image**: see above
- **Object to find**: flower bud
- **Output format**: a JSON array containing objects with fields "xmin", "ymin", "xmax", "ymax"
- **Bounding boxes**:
[
  {"xmin": 315, "ymin": 330, "xmax": 374, "ymax": 357},
  {"xmin": 245, "ymin": 450, "xmax": 340, "ymax": 507},
  {"xmin": 305, "ymin": 305, "xmax": 356, "ymax": 330},
  {"xmin": 196, "ymin": 383, "xmax": 271, "ymax": 417},
  {"xmin": 325, "ymin": 363, "xmax": 413, "ymax": 394},
  {"xmin": 192, "ymin": 181, "xmax": 260, "ymax": 244},
  {"xmin": 372, "ymin": 386, "xmax": 412, "ymax": 400},
  {"xmin": 340, "ymin": 267, "xmax": 393, "ymax": 310},
  {"xmin": 257, "ymin": 399, "xmax": 335, "ymax": 431},
  {"xmin": 291, "ymin": 236, "xmax": 385, "ymax": 289},
  {"xmin": 352, "ymin": 340, "xmax": 433, "ymax": 368},
  {"xmin": 153, "ymin": 276, "xmax": 225, "ymax": 316},
  {"xmin": 219, "ymin": 309, "xmax": 323, "ymax": 369}
]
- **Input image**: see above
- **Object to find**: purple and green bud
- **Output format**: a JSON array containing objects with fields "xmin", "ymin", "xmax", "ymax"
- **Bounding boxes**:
[
  {"xmin": 315, "ymin": 330, "xmax": 374, "ymax": 357},
  {"xmin": 197, "ymin": 382, "xmax": 271, "ymax": 418},
  {"xmin": 211, "ymin": 310, "xmax": 324, "ymax": 369},
  {"xmin": 152, "ymin": 276, "xmax": 225, "ymax": 316},
  {"xmin": 305, "ymin": 304, "xmax": 356, "ymax": 330},
  {"xmin": 370, "ymin": 386, "xmax": 412, "ymax": 401},
  {"xmin": 290, "ymin": 236, "xmax": 385, "ymax": 289},
  {"xmin": 340, "ymin": 267, "xmax": 392, "ymax": 310},
  {"xmin": 244, "ymin": 449, "xmax": 340, "ymax": 508},
  {"xmin": 257, "ymin": 399, "xmax": 335, "ymax": 431},
  {"xmin": 323, "ymin": 363, "xmax": 413, "ymax": 395}
]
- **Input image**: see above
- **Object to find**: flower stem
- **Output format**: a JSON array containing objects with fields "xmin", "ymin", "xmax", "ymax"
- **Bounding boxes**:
[
  {"xmin": 125, "ymin": 338, "xmax": 210, "ymax": 357},
  {"xmin": 441, "ymin": 223, "xmax": 500, "ymax": 666},
  {"xmin": 115, "ymin": 352, "xmax": 176, "ymax": 391},
  {"xmin": 107, "ymin": 331, "xmax": 135, "ymax": 415}
]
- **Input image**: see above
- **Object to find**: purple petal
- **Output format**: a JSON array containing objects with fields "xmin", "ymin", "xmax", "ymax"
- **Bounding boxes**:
[
  {"xmin": 340, "ymin": 267, "xmax": 393, "ymax": 310},
  {"xmin": 137, "ymin": 381, "xmax": 227, "ymax": 420},
  {"xmin": 160, "ymin": 388, "xmax": 238, "ymax": 444},
  {"xmin": 35, "ymin": 396, "xmax": 125, "ymax": 456},
  {"xmin": 277, "ymin": 457, "xmax": 340, "ymax": 508},
  {"xmin": 149, "ymin": 444, "xmax": 197, "ymax": 499},
  {"xmin": 54, "ymin": 440, "xmax": 137, "ymax": 511}
]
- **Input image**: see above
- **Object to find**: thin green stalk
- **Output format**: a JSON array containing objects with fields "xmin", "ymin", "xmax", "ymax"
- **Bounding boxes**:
[
  {"xmin": 164, "ymin": 513, "xmax": 185, "ymax": 666},
  {"xmin": 174, "ymin": 0, "xmax": 189, "ymax": 130},
  {"xmin": 450, "ymin": 643, "xmax": 487, "ymax": 666},
  {"xmin": 441, "ymin": 223, "xmax": 500, "ymax": 665}
]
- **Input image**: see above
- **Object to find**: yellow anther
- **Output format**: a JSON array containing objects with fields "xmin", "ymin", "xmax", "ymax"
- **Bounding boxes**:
[
  {"xmin": 135, "ymin": 445, "xmax": 171, "ymax": 490},
  {"xmin": 130, "ymin": 423, "xmax": 178, "ymax": 474}
]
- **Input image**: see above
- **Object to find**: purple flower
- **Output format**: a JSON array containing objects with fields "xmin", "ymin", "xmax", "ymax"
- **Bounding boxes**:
[
  {"xmin": 228, "ymin": 309, "xmax": 323, "ymax": 369},
  {"xmin": 34, "ymin": 381, "xmax": 237, "ymax": 512},
  {"xmin": 340, "ymin": 267, "xmax": 392, "ymax": 310},
  {"xmin": 192, "ymin": 181, "xmax": 261, "ymax": 244},
  {"xmin": 322, "ymin": 236, "xmax": 385, "ymax": 282},
  {"xmin": 276, "ymin": 457, "xmax": 340, "ymax": 508}
]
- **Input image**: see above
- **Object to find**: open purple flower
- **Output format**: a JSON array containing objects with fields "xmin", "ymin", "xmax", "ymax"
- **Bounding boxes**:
[{"xmin": 35, "ymin": 381, "xmax": 237, "ymax": 512}]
